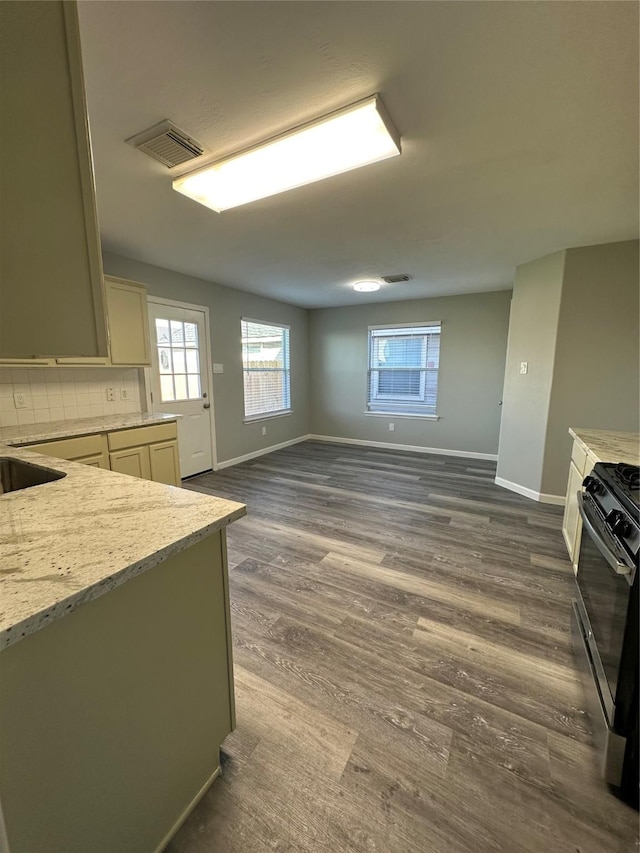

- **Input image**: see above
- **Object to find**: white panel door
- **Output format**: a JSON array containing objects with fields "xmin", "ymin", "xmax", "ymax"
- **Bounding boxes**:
[{"xmin": 147, "ymin": 300, "xmax": 214, "ymax": 478}]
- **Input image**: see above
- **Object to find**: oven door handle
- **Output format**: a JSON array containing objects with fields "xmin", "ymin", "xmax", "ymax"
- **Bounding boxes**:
[{"xmin": 577, "ymin": 492, "xmax": 635, "ymax": 585}]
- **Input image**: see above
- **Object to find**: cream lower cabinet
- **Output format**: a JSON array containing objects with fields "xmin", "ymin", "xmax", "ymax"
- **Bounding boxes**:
[
  {"xmin": 562, "ymin": 438, "xmax": 596, "ymax": 572},
  {"xmin": 0, "ymin": 531, "xmax": 234, "ymax": 853},
  {"xmin": 108, "ymin": 423, "xmax": 181, "ymax": 486},
  {"xmin": 25, "ymin": 422, "xmax": 181, "ymax": 486},
  {"xmin": 26, "ymin": 434, "xmax": 110, "ymax": 471}
]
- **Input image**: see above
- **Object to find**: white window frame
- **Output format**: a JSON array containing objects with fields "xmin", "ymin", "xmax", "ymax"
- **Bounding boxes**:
[
  {"xmin": 366, "ymin": 321, "xmax": 441, "ymax": 418},
  {"xmin": 241, "ymin": 317, "xmax": 292, "ymax": 422}
]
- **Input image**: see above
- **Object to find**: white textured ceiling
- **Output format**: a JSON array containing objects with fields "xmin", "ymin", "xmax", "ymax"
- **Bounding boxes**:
[{"xmin": 77, "ymin": 1, "xmax": 638, "ymax": 308}]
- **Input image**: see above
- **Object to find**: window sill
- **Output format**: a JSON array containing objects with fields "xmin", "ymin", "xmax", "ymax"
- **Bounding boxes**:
[
  {"xmin": 243, "ymin": 410, "xmax": 292, "ymax": 424},
  {"xmin": 363, "ymin": 411, "xmax": 440, "ymax": 421}
]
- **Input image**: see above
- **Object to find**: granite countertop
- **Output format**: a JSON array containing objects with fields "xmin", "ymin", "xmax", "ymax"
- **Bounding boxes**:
[
  {"xmin": 0, "ymin": 412, "xmax": 181, "ymax": 447},
  {"xmin": 569, "ymin": 428, "xmax": 640, "ymax": 465},
  {"xmin": 0, "ymin": 445, "xmax": 246, "ymax": 649}
]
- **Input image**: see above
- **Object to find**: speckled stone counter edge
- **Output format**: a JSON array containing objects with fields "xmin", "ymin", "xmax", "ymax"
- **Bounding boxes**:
[
  {"xmin": 0, "ymin": 446, "xmax": 246, "ymax": 649},
  {"xmin": 0, "ymin": 411, "xmax": 181, "ymax": 447},
  {"xmin": 569, "ymin": 428, "xmax": 640, "ymax": 465},
  {"xmin": 1, "ymin": 512, "xmax": 245, "ymax": 649}
]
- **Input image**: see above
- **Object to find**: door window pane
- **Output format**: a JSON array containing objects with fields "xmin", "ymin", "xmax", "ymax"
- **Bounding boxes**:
[
  {"xmin": 174, "ymin": 374, "xmax": 188, "ymax": 400},
  {"xmin": 155, "ymin": 319, "xmax": 170, "ymax": 345},
  {"xmin": 184, "ymin": 323, "xmax": 198, "ymax": 348},
  {"xmin": 187, "ymin": 374, "xmax": 201, "ymax": 398},
  {"xmin": 186, "ymin": 349, "xmax": 199, "ymax": 373},
  {"xmin": 170, "ymin": 321, "xmax": 184, "ymax": 345},
  {"xmin": 160, "ymin": 375, "xmax": 175, "ymax": 401},
  {"xmin": 172, "ymin": 348, "xmax": 186, "ymax": 374},
  {"xmin": 158, "ymin": 348, "xmax": 172, "ymax": 374}
]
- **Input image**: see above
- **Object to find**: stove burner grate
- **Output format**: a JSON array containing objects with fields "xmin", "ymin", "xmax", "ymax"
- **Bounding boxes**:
[{"xmin": 615, "ymin": 464, "xmax": 640, "ymax": 491}]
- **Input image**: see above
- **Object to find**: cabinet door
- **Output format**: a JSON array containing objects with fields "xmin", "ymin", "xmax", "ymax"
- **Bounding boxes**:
[
  {"xmin": 109, "ymin": 446, "xmax": 151, "ymax": 481},
  {"xmin": 149, "ymin": 441, "xmax": 181, "ymax": 487},
  {"xmin": 0, "ymin": 2, "xmax": 108, "ymax": 359},
  {"xmin": 105, "ymin": 277, "xmax": 151, "ymax": 366},
  {"xmin": 75, "ymin": 453, "xmax": 110, "ymax": 470},
  {"xmin": 562, "ymin": 460, "xmax": 584, "ymax": 571}
]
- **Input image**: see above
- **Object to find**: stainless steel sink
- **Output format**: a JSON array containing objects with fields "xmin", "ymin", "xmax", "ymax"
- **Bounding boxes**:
[{"xmin": 0, "ymin": 457, "xmax": 66, "ymax": 495}]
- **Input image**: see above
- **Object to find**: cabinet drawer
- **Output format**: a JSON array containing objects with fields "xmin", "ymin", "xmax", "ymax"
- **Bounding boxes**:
[
  {"xmin": 26, "ymin": 434, "xmax": 106, "ymax": 461},
  {"xmin": 107, "ymin": 422, "xmax": 177, "ymax": 451},
  {"xmin": 571, "ymin": 440, "xmax": 589, "ymax": 477}
]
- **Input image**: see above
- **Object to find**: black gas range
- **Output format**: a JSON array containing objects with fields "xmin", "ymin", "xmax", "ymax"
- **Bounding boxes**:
[{"xmin": 572, "ymin": 461, "xmax": 639, "ymax": 807}]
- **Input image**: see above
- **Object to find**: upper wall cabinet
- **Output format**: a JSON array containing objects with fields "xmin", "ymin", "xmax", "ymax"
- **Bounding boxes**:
[
  {"xmin": 104, "ymin": 276, "xmax": 151, "ymax": 367},
  {"xmin": 0, "ymin": 1, "xmax": 108, "ymax": 360}
]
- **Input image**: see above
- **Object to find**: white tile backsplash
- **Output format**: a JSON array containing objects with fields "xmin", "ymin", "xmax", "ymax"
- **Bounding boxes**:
[{"xmin": 0, "ymin": 367, "xmax": 145, "ymax": 427}]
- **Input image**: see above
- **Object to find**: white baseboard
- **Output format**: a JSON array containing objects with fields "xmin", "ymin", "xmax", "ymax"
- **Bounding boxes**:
[
  {"xmin": 307, "ymin": 434, "xmax": 498, "ymax": 462},
  {"xmin": 215, "ymin": 435, "xmax": 311, "ymax": 470},
  {"xmin": 494, "ymin": 476, "xmax": 565, "ymax": 506}
]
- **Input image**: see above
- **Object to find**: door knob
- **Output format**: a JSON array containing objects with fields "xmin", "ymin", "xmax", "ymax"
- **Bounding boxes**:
[{"xmin": 203, "ymin": 403, "xmax": 211, "ymax": 409}]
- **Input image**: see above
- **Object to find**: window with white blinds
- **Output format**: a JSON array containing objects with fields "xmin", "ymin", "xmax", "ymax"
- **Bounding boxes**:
[
  {"xmin": 367, "ymin": 323, "xmax": 441, "ymax": 416},
  {"xmin": 242, "ymin": 319, "xmax": 291, "ymax": 420}
]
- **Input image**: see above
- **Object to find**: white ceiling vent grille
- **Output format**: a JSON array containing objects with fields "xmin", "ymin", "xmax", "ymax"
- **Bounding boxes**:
[{"xmin": 126, "ymin": 120, "xmax": 205, "ymax": 168}]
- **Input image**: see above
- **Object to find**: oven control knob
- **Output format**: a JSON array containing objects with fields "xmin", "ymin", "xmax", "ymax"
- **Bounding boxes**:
[
  {"xmin": 606, "ymin": 510, "xmax": 630, "ymax": 538},
  {"xmin": 583, "ymin": 476, "xmax": 603, "ymax": 495}
]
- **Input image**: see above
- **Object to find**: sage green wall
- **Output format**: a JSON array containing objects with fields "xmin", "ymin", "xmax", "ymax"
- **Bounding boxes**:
[
  {"xmin": 309, "ymin": 291, "xmax": 512, "ymax": 456},
  {"xmin": 496, "ymin": 239, "xmax": 639, "ymax": 500},
  {"xmin": 541, "ymin": 240, "xmax": 640, "ymax": 496},
  {"xmin": 102, "ymin": 251, "xmax": 310, "ymax": 464},
  {"xmin": 495, "ymin": 251, "xmax": 565, "ymax": 494}
]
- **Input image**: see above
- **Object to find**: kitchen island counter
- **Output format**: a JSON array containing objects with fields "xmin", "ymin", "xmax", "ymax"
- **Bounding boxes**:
[
  {"xmin": 0, "ymin": 444, "xmax": 246, "ymax": 853},
  {"xmin": 0, "ymin": 444, "xmax": 245, "ymax": 648}
]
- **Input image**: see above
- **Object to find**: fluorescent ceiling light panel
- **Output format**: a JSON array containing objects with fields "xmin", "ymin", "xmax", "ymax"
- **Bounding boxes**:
[{"xmin": 172, "ymin": 94, "xmax": 401, "ymax": 212}]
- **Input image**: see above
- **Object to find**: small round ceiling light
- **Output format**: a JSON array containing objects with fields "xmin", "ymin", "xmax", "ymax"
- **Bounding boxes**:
[{"xmin": 353, "ymin": 280, "xmax": 381, "ymax": 293}]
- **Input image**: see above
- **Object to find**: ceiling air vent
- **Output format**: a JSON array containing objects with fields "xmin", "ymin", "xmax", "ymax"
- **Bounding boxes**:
[
  {"xmin": 382, "ymin": 274, "xmax": 412, "ymax": 284},
  {"xmin": 126, "ymin": 120, "xmax": 205, "ymax": 168}
]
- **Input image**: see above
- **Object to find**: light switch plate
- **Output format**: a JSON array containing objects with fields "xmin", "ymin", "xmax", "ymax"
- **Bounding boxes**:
[
  {"xmin": 213, "ymin": 363, "xmax": 224, "ymax": 374},
  {"xmin": 520, "ymin": 362, "xmax": 528, "ymax": 375}
]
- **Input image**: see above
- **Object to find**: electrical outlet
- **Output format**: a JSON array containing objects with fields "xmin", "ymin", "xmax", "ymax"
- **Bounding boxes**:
[
  {"xmin": 213, "ymin": 363, "xmax": 224, "ymax": 374},
  {"xmin": 389, "ymin": 422, "xmax": 395, "ymax": 432},
  {"xmin": 520, "ymin": 362, "xmax": 528, "ymax": 375},
  {"xmin": 106, "ymin": 387, "xmax": 116, "ymax": 402},
  {"xmin": 261, "ymin": 426, "xmax": 267, "ymax": 436},
  {"xmin": 13, "ymin": 392, "xmax": 30, "ymax": 410},
  {"xmin": 120, "ymin": 388, "xmax": 129, "ymax": 401}
]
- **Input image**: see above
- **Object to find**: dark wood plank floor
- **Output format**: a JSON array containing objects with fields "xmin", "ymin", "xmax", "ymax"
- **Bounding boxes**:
[{"xmin": 168, "ymin": 441, "xmax": 638, "ymax": 853}]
